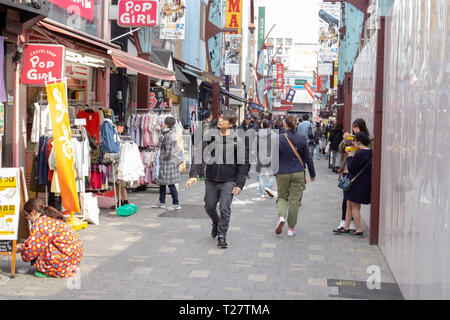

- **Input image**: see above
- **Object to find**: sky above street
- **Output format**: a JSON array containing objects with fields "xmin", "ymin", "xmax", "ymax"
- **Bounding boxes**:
[{"xmin": 262, "ymin": 0, "xmax": 322, "ymax": 44}]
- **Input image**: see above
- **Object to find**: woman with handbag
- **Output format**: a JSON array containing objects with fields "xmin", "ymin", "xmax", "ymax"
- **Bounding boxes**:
[
  {"xmin": 334, "ymin": 132, "xmax": 372, "ymax": 236},
  {"xmin": 275, "ymin": 115, "xmax": 316, "ymax": 237},
  {"xmin": 333, "ymin": 119, "xmax": 371, "ymax": 232},
  {"xmin": 153, "ymin": 116, "xmax": 182, "ymax": 211}
]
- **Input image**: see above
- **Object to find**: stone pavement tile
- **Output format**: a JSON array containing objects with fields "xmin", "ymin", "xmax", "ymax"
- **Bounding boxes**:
[
  {"xmin": 158, "ymin": 247, "xmax": 177, "ymax": 253},
  {"xmin": 248, "ymin": 274, "xmax": 268, "ymax": 282},
  {"xmin": 189, "ymin": 270, "xmax": 211, "ymax": 278},
  {"xmin": 131, "ymin": 267, "xmax": 154, "ymax": 275},
  {"xmin": 257, "ymin": 251, "xmax": 275, "ymax": 258}
]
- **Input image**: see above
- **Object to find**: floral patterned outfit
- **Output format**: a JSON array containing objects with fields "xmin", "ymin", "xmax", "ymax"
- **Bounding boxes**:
[{"xmin": 21, "ymin": 215, "xmax": 83, "ymax": 278}]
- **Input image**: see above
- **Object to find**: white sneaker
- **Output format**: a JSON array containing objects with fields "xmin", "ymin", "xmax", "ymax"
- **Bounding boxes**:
[
  {"xmin": 260, "ymin": 194, "xmax": 266, "ymax": 199},
  {"xmin": 287, "ymin": 228, "xmax": 296, "ymax": 237},
  {"xmin": 152, "ymin": 202, "xmax": 166, "ymax": 209},
  {"xmin": 337, "ymin": 220, "xmax": 345, "ymax": 229},
  {"xmin": 349, "ymin": 221, "xmax": 356, "ymax": 231},
  {"xmin": 167, "ymin": 204, "xmax": 182, "ymax": 211},
  {"xmin": 275, "ymin": 216, "xmax": 285, "ymax": 235}
]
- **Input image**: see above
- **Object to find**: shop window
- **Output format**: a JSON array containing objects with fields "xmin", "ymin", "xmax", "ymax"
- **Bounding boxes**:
[{"xmin": 47, "ymin": 0, "xmax": 104, "ymax": 39}]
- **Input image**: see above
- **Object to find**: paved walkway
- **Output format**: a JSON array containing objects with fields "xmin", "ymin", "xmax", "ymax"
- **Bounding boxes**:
[{"xmin": 0, "ymin": 159, "xmax": 403, "ymax": 300}]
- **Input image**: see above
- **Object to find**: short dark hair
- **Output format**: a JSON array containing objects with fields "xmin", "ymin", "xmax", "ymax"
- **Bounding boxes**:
[
  {"xmin": 303, "ymin": 114, "xmax": 309, "ymax": 121},
  {"xmin": 204, "ymin": 110, "xmax": 212, "ymax": 119},
  {"xmin": 354, "ymin": 132, "xmax": 370, "ymax": 146},
  {"xmin": 262, "ymin": 119, "xmax": 272, "ymax": 129},
  {"xmin": 164, "ymin": 116, "xmax": 176, "ymax": 128},
  {"xmin": 221, "ymin": 109, "xmax": 238, "ymax": 126}
]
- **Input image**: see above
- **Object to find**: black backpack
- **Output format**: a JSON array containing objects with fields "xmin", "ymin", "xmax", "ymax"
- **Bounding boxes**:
[{"xmin": 308, "ymin": 124, "xmax": 314, "ymax": 140}]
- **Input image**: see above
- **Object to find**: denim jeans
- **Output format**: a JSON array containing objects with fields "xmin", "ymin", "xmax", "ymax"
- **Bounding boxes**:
[
  {"xmin": 159, "ymin": 185, "xmax": 179, "ymax": 205},
  {"xmin": 204, "ymin": 180, "xmax": 235, "ymax": 237},
  {"xmin": 311, "ymin": 144, "xmax": 321, "ymax": 160},
  {"xmin": 259, "ymin": 170, "xmax": 276, "ymax": 195}
]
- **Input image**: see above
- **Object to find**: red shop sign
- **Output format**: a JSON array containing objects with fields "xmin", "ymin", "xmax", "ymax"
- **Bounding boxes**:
[
  {"xmin": 276, "ymin": 64, "xmax": 284, "ymax": 89},
  {"xmin": 47, "ymin": 0, "xmax": 94, "ymax": 22},
  {"xmin": 118, "ymin": 0, "xmax": 159, "ymax": 27},
  {"xmin": 22, "ymin": 44, "xmax": 65, "ymax": 86}
]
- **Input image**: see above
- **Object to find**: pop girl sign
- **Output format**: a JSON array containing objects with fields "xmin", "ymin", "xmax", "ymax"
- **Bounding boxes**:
[{"xmin": 22, "ymin": 44, "xmax": 65, "ymax": 86}]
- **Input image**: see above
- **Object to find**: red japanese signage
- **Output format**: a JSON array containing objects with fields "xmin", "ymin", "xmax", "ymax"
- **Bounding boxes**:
[
  {"xmin": 118, "ymin": 0, "xmax": 159, "ymax": 27},
  {"xmin": 22, "ymin": 44, "xmax": 65, "ymax": 86},
  {"xmin": 276, "ymin": 64, "xmax": 284, "ymax": 89},
  {"xmin": 47, "ymin": 0, "xmax": 94, "ymax": 21},
  {"xmin": 304, "ymin": 81, "xmax": 316, "ymax": 99}
]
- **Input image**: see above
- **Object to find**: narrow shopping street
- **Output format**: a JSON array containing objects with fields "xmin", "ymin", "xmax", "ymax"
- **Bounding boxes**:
[{"xmin": 0, "ymin": 159, "xmax": 402, "ymax": 300}]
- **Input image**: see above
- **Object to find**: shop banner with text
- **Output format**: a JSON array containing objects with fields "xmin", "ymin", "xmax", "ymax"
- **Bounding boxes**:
[
  {"xmin": 226, "ymin": 0, "xmax": 242, "ymax": 33},
  {"xmin": 47, "ymin": 0, "xmax": 94, "ymax": 21},
  {"xmin": 46, "ymin": 82, "xmax": 80, "ymax": 214},
  {"xmin": 22, "ymin": 44, "xmax": 65, "ymax": 86},
  {"xmin": 160, "ymin": 0, "xmax": 186, "ymax": 40},
  {"xmin": 276, "ymin": 64, "xmax": 284, "ymax": 89},
  {"xmin": 118, "ymin": 0, "xmax": 159, "ymax": 27},
  {"xmin": 0, "ymin": 168, "xmax": 21, "ymax": 240}
]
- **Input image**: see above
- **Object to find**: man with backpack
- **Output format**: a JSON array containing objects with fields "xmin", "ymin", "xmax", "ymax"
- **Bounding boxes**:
[{"xmin": 296, "ymin": 114, "xmax": 315, "ymax": 153}]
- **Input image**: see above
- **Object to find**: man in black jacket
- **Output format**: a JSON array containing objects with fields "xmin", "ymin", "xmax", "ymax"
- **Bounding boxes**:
[{"xmin": 187, "ymin": 110, "xmax": 250, "ymax": 248}]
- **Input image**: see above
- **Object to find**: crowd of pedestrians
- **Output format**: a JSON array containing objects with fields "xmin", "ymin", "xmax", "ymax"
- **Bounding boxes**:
[{"xmin": 17, "ymin": 110, "xmax": 374, "ymax": 279}]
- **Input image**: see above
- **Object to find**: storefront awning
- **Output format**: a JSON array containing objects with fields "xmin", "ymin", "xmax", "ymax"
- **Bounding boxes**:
[
  {"xmin": 34, "ymin": 20, "xmax": 176, "ymax": 81},
  {"xmin": 108, "ymin": 49, "xmax": 176, "ymax": 82},
  {"xmin": 200, "ymin": 82, "xmax": 247, "ymax": 104}
]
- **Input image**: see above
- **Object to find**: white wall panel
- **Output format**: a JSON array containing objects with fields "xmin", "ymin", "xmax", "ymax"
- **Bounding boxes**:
[{"xmin": 379, "ymin": 0, "xmax": 450, "ymax": 299}]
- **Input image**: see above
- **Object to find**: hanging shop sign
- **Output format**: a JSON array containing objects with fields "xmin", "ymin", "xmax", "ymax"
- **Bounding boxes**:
[
  {"xmin": 118, "ymin": 0, "xmax": 159, "ymax": 27},
  {"xmin": 318, "ymin": 62, "xmax": 334, "ymax": 76},
  {"xmin": 224, "ymin": 34, "xmax": 241, "ymax": 76},
  {"xmin": 304, "ymin": 81, "xmax": 316, "ymax": 99},
  {"xmin": 257, "ymin": 7, "xmax": 266, "ymax": 50},
  {"xmin": 276, "ymin": 64, "xmax": 284, "ymax": 89},
  {"xmin": 22, "ymin": 44, "xmax": 65, "ymax": 86},
  {"xmin": 46, "ymin": 81, "xmax": 80, "ymax": 214},
  {"xmin": 149, "ymin": 87, "xmax": 168, "ymax": 109},
  {"xmin": 47, "ymin": 0, "xmax": 94, "ymax": 22},
  {"xmin": 285, "ymin": 88, "xmax": 296, "ymax": 103},
  {"xmin": 159, "ymin": 0, "xmax": 186, "ymax": 40},
  {"xmin": 226, "ymin": 0, "xmax": 242, "ymax": 33}
]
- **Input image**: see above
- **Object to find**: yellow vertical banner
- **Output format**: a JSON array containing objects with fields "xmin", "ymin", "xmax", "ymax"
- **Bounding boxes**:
[
  {"xmin": 46, "ymin": 81, "xmax": 80, "ymax": 214},
  {"xmin": 226, "ymin": 0, "xmax": 242, "ymax": 33}
]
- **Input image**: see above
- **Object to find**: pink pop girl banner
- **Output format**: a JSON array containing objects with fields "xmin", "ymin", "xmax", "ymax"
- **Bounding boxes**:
[{"xmin": 48, "ymin": 0, "xmax": 94, "ymax": 22}]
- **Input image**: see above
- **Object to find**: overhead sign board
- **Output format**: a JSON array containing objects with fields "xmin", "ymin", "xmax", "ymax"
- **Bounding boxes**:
[
  {"xmin": 118, "ymin": 0, "xmax": 159, "ymax": 27},
  {"xmin": 276, "ymin": 64, "xmax": 284, "ymax": 89},
  {"xmin": 159, "ymin": 0, "xmax": 186, "ymax": 39},
  {"xmin": 304, "ymin": 81, "xmax": 316, "ymax": 99},
  {"xmin": 48, "ymin": 0, "xmax": 94, "ymax": 21},
  {"xmin": 318, "ymin": 62, "xmax": 334, "ymax": 76},
  {"xmin": 21, "ymin": 44, "xmax": 65, "ymax": 86},
  {"xmin": 226, "ymin": 0, "xmax": 243, "ymax": 33}
]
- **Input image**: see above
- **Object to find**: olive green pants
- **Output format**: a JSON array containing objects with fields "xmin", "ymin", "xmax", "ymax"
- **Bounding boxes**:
[{"xmin": 276, "ymin": 172, "xmax": 304, "ymax": 229}]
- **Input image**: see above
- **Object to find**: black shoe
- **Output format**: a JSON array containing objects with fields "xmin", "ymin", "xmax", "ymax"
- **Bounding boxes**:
[
  {"xmin": 211, "ymin": 224, "xmax": 218, "ymax": 238},
  {"xmin": 217, "ymin": 235, "xmax": 228, "ymax": 248}
]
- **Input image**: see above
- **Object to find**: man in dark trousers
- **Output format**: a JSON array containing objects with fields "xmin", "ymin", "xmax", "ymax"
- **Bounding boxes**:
[{"xmin": 187, "ymin": 110, "xmax": 250, "ymax": 249}]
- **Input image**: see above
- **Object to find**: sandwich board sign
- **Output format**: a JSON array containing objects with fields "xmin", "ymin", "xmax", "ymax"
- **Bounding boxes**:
[{"xmin": 0, "ymin": 168, "xmax": 28, "ymax": 278}]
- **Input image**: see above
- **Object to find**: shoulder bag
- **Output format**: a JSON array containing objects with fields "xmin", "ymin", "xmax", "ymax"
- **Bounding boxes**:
[
  {"xmin": 338, "ymin": 158, "xmax": 372, "ymax": 191},
  {"xmin": 283, "ymin": 133, "xmax": 307, "ymax": 191}
]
